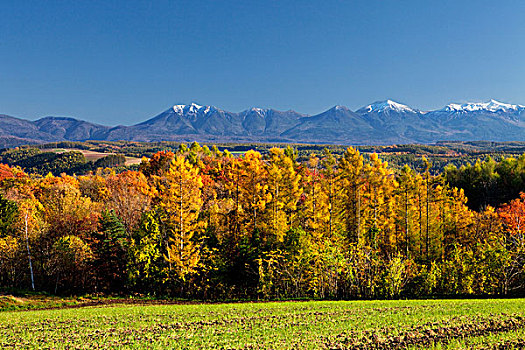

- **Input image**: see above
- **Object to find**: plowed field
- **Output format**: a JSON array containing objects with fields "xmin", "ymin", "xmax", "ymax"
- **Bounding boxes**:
[{"xmin": 2, "ymin": 299, "xmax": 525, "ymax": 349}]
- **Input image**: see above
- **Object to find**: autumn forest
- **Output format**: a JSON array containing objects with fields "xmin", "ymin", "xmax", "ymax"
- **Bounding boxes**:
[{"xmin": 1, "ymin": 143, "xmax": 525, "ymax": 300}]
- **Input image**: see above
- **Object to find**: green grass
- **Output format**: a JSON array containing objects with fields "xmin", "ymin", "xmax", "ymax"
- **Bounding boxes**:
[{"xmin": 2, "ymin": 299, "xmax": 525, "ymax": 349}]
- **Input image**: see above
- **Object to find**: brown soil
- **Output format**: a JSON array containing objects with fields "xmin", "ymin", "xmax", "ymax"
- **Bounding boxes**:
[{"xmin": 329, "ymin": 315, "xmax": 525, "ymax": 349}]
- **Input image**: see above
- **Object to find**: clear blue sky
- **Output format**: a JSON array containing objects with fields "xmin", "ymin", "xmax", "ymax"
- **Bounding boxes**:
[{"xmin": 2, "ymin": 0, "xmax": 524, "ymax": 125}]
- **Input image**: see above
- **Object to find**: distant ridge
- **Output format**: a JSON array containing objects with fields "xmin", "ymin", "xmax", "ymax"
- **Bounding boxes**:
[{"xmin": 1, "ymin": 99, "xmax": 525, "ymax": 147}]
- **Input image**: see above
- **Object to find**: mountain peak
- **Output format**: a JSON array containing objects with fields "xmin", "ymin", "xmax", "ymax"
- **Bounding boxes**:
[
  {"xmin": 172, "ymin": 103, "xmax": 217, "ymax": 115},
  {"xmin": 441, "ymin": 100, "xmax": 524, "ymax": 113},
  {"xmin": 358, "ymin": 100, "xmax": 415, "ymax": 113},
  {"xmin": 330, "ymin": 105, "xmax": 351, "ymax": 112},
  {"xmin": 36, "ymin": 116, "xmax": 81, "ymax": 122},
  {"xmin": 248, "ymin": 107, "xmax": 269, "ymax": 114},
  {"xmin": 172, "ymin": 103, "xmax": 202, "ymax": 114}
]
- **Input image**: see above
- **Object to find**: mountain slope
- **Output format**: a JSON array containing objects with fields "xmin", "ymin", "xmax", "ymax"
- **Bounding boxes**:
[
  {"xmin": 102, "ymin": 104, "xmax": 305, "ymax": 142},
  {"xmin": 0, "ymin": 114, "xmax": 61, "ymax": 146},
  {"xmin": 282, "ymin": 106, "xmax": 376, "ymax": 144},
  {"xmin": 34, "ymin": 116, "xmax": 109, "ymax": 141}
]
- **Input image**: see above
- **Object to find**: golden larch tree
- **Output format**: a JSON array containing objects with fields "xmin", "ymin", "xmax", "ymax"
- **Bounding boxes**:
[{"xmin": 156, "ymin": 156, "xmax": 206, "ymax": 281}]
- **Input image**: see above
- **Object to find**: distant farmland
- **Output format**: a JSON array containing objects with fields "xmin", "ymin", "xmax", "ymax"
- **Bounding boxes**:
[{"xmin": 50, "ymin": 148, "xmax": 142, "ymax": 166}]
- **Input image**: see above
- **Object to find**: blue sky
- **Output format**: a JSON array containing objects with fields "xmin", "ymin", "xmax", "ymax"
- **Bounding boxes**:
[{"xmin": 1, "ymin": 0, "xmax": 524, "ymax": 125}]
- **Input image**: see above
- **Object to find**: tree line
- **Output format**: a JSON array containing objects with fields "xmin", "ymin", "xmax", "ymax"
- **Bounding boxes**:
[
  {"xmin": 0, "ymin": 143, "xmax": 524, "ymax": 299},
  {"xmin": 445, "ymin": 155, "xmax": 525, "ymax": 210},
  {"xmin": 20, "ymin": 139, "xmax": 525, "ymax": 173}
]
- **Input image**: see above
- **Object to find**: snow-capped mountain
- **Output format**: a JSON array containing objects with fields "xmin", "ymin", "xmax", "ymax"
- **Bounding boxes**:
[
  {"xmin": 355, "ymin": 100, "xmax": 437, "ymax": 143},
  {"xmin": 1, "ymin": 99, "xmax": 525, "ymax": 146},
  {"xmin": 423, "ymin": 100, "xmax": 525, "ymax": 141},
  {"xmin": 439, "ymin": 100, "xmax": 525, "ymax": 113},
  {"xmin": 357, "ymin": 100, "xmax": 417, "ymax": 114},
  {"xmin": 172, "ymin": 103, "xmax": 203, "ymax": 114},
  {"xmin": 100, "ymin": 104, "xmax": 306, "ymax": 142}
]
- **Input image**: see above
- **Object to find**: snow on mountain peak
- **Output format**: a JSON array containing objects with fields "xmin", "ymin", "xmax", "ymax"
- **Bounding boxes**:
[
  {"xmin": 172, "ymin": 103, "xmax": 207, "ymax": 114},
  {"xmin": 332, "ymin": 105, "xmax": 350, "ymax": 111},
  {"xmin": 359, "ymin": 100, "xmax": 415, "ymax": 113},
  {"xmin": 249, "ymin": 107, "xmax": 268, "ymax": 114},
  {"xmin": 441, "ymin": 100, "xmax": 524, "ymax": 113},
  {"xmin": 486, "ymin": 99, "xmax": 524, "ymax": 112}
]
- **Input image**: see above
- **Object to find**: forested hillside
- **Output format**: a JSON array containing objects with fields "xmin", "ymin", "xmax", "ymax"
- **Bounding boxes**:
[
  {"xmin": 0, "ymin": 147, "xmax": 128, "ymax": 176},
  {"xmin": 0, "ymin": 143, "xmax": 524, "ymax": 299}
]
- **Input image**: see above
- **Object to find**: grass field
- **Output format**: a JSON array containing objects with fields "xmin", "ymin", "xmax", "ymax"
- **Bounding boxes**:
[{"xmin": 2, "ymin": 299, "xmax": 525, "ymax": 349}]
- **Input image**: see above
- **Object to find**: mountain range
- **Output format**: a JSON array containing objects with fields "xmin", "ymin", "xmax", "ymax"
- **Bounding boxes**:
[{"xmin": 1, "ymin": 99, "xmax": 524, "ymax": 147}]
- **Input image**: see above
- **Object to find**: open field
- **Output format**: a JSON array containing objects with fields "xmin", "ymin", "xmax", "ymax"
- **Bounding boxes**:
[
  {"xmin": 2, "ymin": 299, "xmax": 525, "ymax": 349},
  {"xmin": 50, "ymin": 148, "xmax": 142, "ymax": 166}
]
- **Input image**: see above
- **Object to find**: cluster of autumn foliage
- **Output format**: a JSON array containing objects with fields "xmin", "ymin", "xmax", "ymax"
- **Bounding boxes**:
[{"xmin": 0, "ymin": 143, "xmax": 524, "ymax": 299}]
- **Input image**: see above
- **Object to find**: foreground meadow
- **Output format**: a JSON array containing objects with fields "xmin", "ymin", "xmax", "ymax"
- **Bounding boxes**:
[{"xmin": 1, "ymin": 299, "xmax": 525, "ymax": 349}]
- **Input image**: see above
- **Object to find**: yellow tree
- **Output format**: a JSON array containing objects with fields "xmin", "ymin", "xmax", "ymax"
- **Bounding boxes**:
[
  {"xmin": 430, "ymin": 180, "xmax": 448, "ymax": 260},
  {"xmin": 241, "ymin": 151, "xmax": 271, "ymax": 239},
  {"xmin": 431, "ymin": 180, "xmax": 472, "ymax": 261},
  {"xmin": 265, "ymin": 148, "xmax": 302, "ymax": 243},
  {"xmin": 395, "ymin": 165, "xmax": 419, "ymax": 256},
  {"xmin": 203, "ymin": 152, "xmax": 231, "ymax": 244},
  {"xmin": 362, "ymin": 153, "xmax": 397, "ymax": 253},
  {"xmin": 0, "ymin": 235, "xmax": 18, "ymax": 287},
  {"xmin": 420, "ymin": 156, "xmax": 433, "ymax": 261},
  {"xmin": 303, "ymin": 149, "xmax": 350, "ymax": 298},
  {"xmin": 221, "ymin": 151, "xmax": 270, "ymax": 242},
  {"xmin": 78, "ymin": 172, "xmax": 108, "ymax": 203},
  {"xmin": 156, "ymin": 156, "xmax": 206, "ymax": 281},
  {"xmin": 298, "ymin": 153, "xmax": 330, "ymax": 296},
  {"xmin": 301, "ymin": 154, "xmax": 326, "ymax": 238},
  {"xmin": 338, "ymin": 147, "xmax": 365, "ymax": 244},
  {"xmin": 319, "ymin": 149, "xmax": 341, "ymax": 239},
  {"xmin": 35, "ymin": 174, "xmax": 100, "ymax": 240}
]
